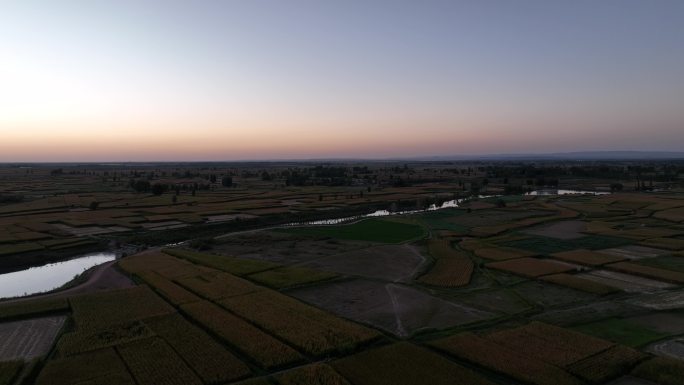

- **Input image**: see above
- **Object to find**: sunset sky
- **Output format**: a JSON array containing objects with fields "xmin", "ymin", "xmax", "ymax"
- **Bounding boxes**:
[{"xmin": 1, "ymin": 1, "xmax": 683, "ymax": 161}]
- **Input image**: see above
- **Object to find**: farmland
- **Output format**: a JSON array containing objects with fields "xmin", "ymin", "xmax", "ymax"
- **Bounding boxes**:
[{"xmin": 1, "ymin": 162, "xmax": 684, "ymax": 384}]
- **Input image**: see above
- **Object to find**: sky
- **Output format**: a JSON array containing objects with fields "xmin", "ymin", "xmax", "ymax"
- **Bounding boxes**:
[{"xmin": 1, "ymin": 0, "xmax": 683, "ymax": 162}]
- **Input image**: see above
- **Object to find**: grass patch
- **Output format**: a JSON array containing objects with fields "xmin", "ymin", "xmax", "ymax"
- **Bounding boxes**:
[
  {"xmin": 247, "ymin": 266, "xmax": 338, "ymax": 289},
  {"xmin": 632, "ymin": 356, "xmax": 684, "ymax": 385},
  {"xmin": 0, "ymin": 297, "xmax": 69, "ymax": 319},
  {"xmin": 0, "ymin": 361, "xmax": 23, "ymax": 385},
  {"xmin": 162, "ymin": 248, "xmax": 279, "ymax": 276},
  {"xmin": 572, "ymin": 318, "xmax": 670, "ymax": 347},
  {"xmin": 0, "ymin": 242, "xmax": 45, "ymax": 256},
  {"xmin": 414, "ymin": 209, "xmax": 469, "ymax": 232},
  {"xmin": 333, "ymin": 342, "xmax": 496, "ymax": 385},
  {"xmin": 635, "ymin": 255, "xmax": 684, "ymax": 273},
  {"xmin": 277, "ymin": 218, "xmax": 425, "ymax": 243}
]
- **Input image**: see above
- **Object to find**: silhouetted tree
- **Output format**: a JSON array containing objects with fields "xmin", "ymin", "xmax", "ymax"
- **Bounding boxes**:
[{"xmin": 151, "ymin": 183, "xmax": 165, "ymax": 196}]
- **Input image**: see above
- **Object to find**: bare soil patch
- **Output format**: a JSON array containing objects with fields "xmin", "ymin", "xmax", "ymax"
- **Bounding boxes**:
[
  {"xmin": 523, "ymin": 220, "xmax": 588, "ymax": 240},
  {"xmin": 0, "ymin": 316, "xmax": 66, "ymax": 361},
  {"xmin": 301, "ymin": 245, "xmax": 426, "ymax": 282},
  {"xmin": 626, "ymin": 290, "xmax": 684, "ymax": 310},
  {"xmin": 600, "ymin": 245, "xmax": 671, "ymax": 260},
  {"xmin": 534, "ymin": 301, "xmax": 643, "ymax": 326},
  {"xmin": 513, "ymin": 280, "xmax": 596, "ymax": 308},
  {"xmin": 605, "ymin": 376, "xmax": 659, "ymax": 385},
  {"xmin": 578, "ymin": 270, "xmax": 675, "ymax": 293},
  {"xmin": 628, "ymin": 312, "xmax": 684, "ymax": 334},
  {"xmin": 645, "ymin": 337, "xmax": 684, "ymax": 360},
  {"xmin": 487, "ymin": 257, "xmax": 579, "ymax": 278},
  {"xmin": 287, "ymin": 279, "xmax": 495, "ymax": 336},
  {"xmin": 211, "ymin": 231, "xmax": 377, "ymax": 264}
]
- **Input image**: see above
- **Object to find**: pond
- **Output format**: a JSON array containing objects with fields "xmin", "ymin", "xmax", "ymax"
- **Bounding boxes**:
[{"xmin": 0, "ymin": 252, "xmax": 117, "ymax": 299}]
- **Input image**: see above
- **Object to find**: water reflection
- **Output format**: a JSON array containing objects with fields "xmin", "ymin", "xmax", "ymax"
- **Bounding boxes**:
[
  {"xmin": 0, "ymin": 252, "xmax": 116, "ymax": 299},
  {"xmin": 527, "ymin": 189, "xmax": 610, "ymax": 196},
  {"xmin": 285, "ymin": 198, "xmax": 470, "ymax": 226}
]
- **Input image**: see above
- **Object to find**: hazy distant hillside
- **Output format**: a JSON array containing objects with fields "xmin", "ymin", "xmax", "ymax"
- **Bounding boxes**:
[{"xmin": 413, "ymin": 151, "xmax": 684, "ymax": 161}]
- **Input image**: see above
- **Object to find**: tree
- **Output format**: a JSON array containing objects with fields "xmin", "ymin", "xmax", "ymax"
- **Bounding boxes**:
[
  {"xmin": 151, "ymin": 183, "xmax": 165, "ymax": 196},
  {"xmin": 131, "ymin": 179, "xmax": 151, "ymax": 193},
  {"xmin": 610, "ymin": 183, "xmax": 624, "ymax": 192},
  {"xmin": 209, "ymin": 174, "xmax": 217, "ymax": 184},
  {"xmin": 222, "ymin": 176, "xmax": 233, "ymax": 187}
]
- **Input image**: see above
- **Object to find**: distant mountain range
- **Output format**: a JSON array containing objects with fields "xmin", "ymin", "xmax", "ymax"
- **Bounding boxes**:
[
  {"xmin": 4, "ymin": 151, "xmax": 684, "ymax": 165},
  {"xmin": 407, "ymin": 151, "xmax": 684, "ymax": 161}
]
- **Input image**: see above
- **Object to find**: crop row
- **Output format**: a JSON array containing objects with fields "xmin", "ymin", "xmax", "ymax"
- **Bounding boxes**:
[
  {"xmin": 146, "ymin": 313, "xmax": 251, "ymax": 384},
  {"xmin": 430, "ymin": 332, "xmax": 584, "ymax": 385},
  {"xmin": 218, "ymin": 290, "xmax": 380, "ymax": 357},
  {"xmin": 427, "ymin": 238, "xmax": 462, "ymax": 259},
  {"xmin": 162, "ymin": 248, "xmax": 278, "ymax": 276},
  {"xmin": 35, "ymin": 347, "xmax": 136, "ymax": 385},
  {"xmin": 607, "ymin": 261, "xmax": 684, "ymax": 284},
  {"xmin": 551, "ymin": 249, "xmax": 625, "ymax": 266},
  {"xmin": 418, "ymin": 257, "xmax": 473, "ymax": 287},
  {"xmin": 484, "ymin": 321, "xmax": 613, "ymax": 368},
  {"xmin": 566, "ymin": 344, "xmax": 645, "ymax": 384},
  {"xmin": 0, "ymin": 297, "xmax": 69, "ymax": 321},
  {"xmin": 135, "ymin": 271, "xmax": 201, "ymax": 306},
  {"xmin": 331, "ymin": 342, "xmax": 495, "ymax": 385},
  {"xmin": 117, "ymin": 337, "xmax": 203, "ymax": 385},
  {"xmin": 181, "ymin": 300, "xmax": 303, "ymax": 369},
  {"xmin": 631, "ymin": 356, "xmax": 684, "ymax": 385},
  {"xmin": 174, "ymin": 270, "xmax": 259, "ymax": 300},
  {"xmin": 0, "ymin": 360, "xmax": 23, "ymax": 385},
  {"xmin": 118, "ymin": 251, "xmax": 202, "ymax": 279},
  {"xmin": 57, "ymin": 320, "xmax": 155, "ymax": 357},
  {"xmin": 247, "ymin": 266, "xmax": 338, "ymax": 289},
  {"xmin": 275, "ymin": 363, "xmax": 351, "ymax": 385},
  {"xmin": 539, "ymin": 273, "xmax": 620, "ymax": 295},
  {"xmin": 486, "ymin": 257, "xmax": 576, "ymax": 278},
  {"xmin": 69, "ymin": 285, "xmax": 175, "ymax": 331},
  {"xmin": 473, "ymin": 246, "xmax": 536, "ymax": 261}
]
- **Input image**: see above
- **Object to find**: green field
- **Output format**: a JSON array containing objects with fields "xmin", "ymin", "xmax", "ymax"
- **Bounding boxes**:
[
  {"xmin": 277, "ymin": 218, "xmax": 426, "ymax": 243},
  {"xmin": 414, "ymin": 209, "xmax": 469, "ymax": 232},
  {"xmin": 572, "ymin": 318, "xmax": 671, "ymax": 347},
  {"xmin": 635, "ymin": 255, "xmax": 684, "ymax": 273}
]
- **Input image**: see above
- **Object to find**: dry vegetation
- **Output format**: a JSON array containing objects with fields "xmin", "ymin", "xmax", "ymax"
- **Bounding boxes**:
[
  {"xmin": 540, "ymin": 273, "xmax": 620, "ymax": 295},
  {"xmin": 331, "ymin": 342, "xmax": 496, "ymax": 385},
  {"xmin": 218, "ymin": 290, "xmax": 380, "ymax": 356},
  {"xmin": 418, "ymin": 237, "xmax": 474, "ymax": 287},
  {"xmin": 117, "ymin": 337, "xmax": 203, "ymax": 385},
  {"xmin": 431, "ymin": 332, "xmax": 584, "ymax": 385},
  {"xmin": 181, "ymin": 300, "xmax": 303, "ymax": 369},
  {"xmin": 551, "ymin": 249, "xmax": 626, "ymax": 266},
  {"xmin": 145, "ymin": 314, "xmax": 251, "ymax": 384}
]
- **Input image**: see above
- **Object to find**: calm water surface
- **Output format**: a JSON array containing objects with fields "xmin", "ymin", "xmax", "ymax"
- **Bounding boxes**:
[
  {"xmin": 527, "ymin": 189, "xmax": 610, "ymax": 196},
  {"xmin": 0, "ymin": 252, "xmax": 116, "ymax": 299}
]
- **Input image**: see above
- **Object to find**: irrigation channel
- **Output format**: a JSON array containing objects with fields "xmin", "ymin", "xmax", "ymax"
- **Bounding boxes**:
[{"xmin": 0, "ymin": 189, "xmax": 608, "ymax": 299}]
